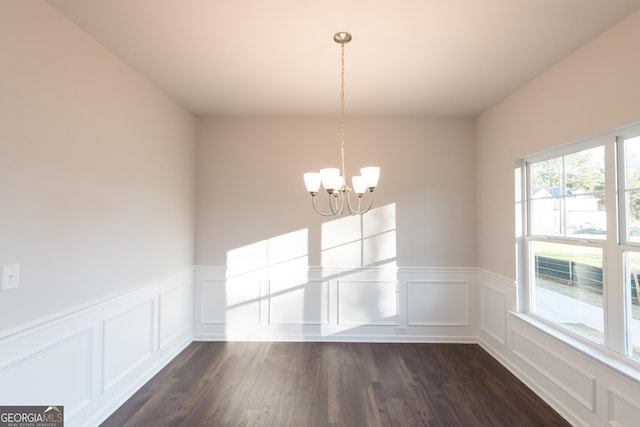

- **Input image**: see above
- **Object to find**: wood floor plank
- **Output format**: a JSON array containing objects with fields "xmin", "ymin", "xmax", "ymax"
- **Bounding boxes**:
[{"xmin": 101, "ymin": 342, "xmax": 571, "ymax": 427}]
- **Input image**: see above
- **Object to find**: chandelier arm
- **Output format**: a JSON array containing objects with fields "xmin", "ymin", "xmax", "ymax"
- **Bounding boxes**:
[
  {"xmin": 329, "ymin": 192, "xmax": 345, "ymax": 216},
  {"xmin": 311, "ymin": 195, "xmax": 338, "ymax": 217},
  {"xmin": 345, "ymin": 191, "xmax": 357, "ymax": 215},
  {"xmin": 346, "ymin": 191, "xmax": 374, "ymax": 215},
  {"xmin": 360, "ymin": 193, "xmax": 374, "ymax": 214}
]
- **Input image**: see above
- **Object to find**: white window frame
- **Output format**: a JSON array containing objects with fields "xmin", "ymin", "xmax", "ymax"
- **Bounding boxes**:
[{"xmin": 517, "ymin": 122, "xmax": 640, "ymax": 364}]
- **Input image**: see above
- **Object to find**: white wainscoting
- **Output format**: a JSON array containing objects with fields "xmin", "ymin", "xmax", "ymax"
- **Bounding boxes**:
[
  {"xmin": 477, "ymin": 269, "xmax": 640, "ymax": 427},
  {"xmin": 193, "ymin": 266, "xmax": 477, "ymax": 342},
  {"xmin": 0, "ymin": 268, "xmax": 193, "ymax": 427},
  {"xmin": 4, "ymin": 265, "xmax": 640, "ymax": 427},
  {"xmin": 512, "ymin": 329, "xmax": 597, "ymax": 412}
]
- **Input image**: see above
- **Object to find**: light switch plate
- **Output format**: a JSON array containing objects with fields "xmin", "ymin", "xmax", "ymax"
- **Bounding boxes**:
[{"xmin": 1, "ymin": 264, "xmax": 19, "ymax": 291}]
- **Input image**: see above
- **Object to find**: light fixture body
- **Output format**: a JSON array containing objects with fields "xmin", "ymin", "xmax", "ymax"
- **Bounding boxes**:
[{"xmin": 303, "ymin": 32, "xmax": 380, "ymax": 216}]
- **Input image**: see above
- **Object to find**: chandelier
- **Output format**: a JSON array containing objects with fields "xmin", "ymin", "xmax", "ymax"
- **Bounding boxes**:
[{"xmin": 303, "ymin": 32, "xmax": 380, "ymax": 216}]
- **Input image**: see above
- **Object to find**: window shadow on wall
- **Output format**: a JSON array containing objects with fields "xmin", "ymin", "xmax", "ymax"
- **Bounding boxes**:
[{"xmin": 205, "ymin": 203, "xmax": 397, "ymax": 338}]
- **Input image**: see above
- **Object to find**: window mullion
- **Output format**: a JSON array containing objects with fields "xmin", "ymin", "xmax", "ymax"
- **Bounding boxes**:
[
  {"xmin": 605, "ymin": 137, "xmax": 624, "ymax": 352},
  {"xmin": 561, "ymin": 158, "xmax": 566, "ymax": 238}
]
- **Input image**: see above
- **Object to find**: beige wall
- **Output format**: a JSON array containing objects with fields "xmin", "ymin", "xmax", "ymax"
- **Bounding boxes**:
[
  {"xmin": 6, "ymin": 0, "xmax": 636, "ymax": 336},
  {"xmin": 196, "ymin": 117, "xmax": 476, "ymax": 268},
  {"xmin": 0, "ymin": 2, "xmax": 196, "ymax": 332},
  {"xmin": 475, "ymin": 9, "xmax": 640, "ymax": 279}
]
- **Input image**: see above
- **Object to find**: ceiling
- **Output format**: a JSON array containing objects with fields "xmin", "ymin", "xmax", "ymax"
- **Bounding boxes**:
[{"xmin": 47, "ymin": 0, "xmax": 640, "ymax": 117}]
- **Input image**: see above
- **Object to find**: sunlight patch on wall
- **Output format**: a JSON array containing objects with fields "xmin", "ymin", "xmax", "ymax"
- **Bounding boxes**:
[
  {"xmin": 226, "ymin": 228, "xmax": 309, "ymax": 277},
  {"xmin": 204, "ymin": 228, "xmax": 310, "ymax": 325},
  {"xmin": 321, "ymin": 203, "xmax": 397, "ymax": 267},
  {"xmin": 363, "ymin": 203, "xmax": 397, "ymax": 266},
  {"xmin": 213, "ymin": 206, "xmax": 399, "ymax": 332},
  {"xmin": 320, "ymin": 214, "xmax": 362, "ymax": 267}
]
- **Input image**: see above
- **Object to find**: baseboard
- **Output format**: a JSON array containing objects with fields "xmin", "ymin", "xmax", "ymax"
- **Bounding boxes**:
[{"xmin": 195, "ymin": 331, "xmax": 477, "ymax": 343}]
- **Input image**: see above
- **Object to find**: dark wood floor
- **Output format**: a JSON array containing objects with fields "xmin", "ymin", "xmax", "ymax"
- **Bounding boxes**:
[{"xmin": 101, "ymin": 342, "xmax": 570, "ymax": 427}]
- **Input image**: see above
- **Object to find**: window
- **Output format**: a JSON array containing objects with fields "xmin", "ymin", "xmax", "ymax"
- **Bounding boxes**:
[{"xmin": 520, "ymin": 124, "xmax": 640, "ymax": 364}]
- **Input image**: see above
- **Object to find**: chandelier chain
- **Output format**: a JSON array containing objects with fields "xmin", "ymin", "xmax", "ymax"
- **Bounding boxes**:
[{"xmin": 340, "ymin": 43, "xmax": 346, "ymax": 183}]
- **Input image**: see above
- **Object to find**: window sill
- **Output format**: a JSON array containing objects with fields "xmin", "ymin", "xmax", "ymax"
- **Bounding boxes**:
[{"xmin": 510, "ymin": 311, "xmax": 640, "ymax": 384}]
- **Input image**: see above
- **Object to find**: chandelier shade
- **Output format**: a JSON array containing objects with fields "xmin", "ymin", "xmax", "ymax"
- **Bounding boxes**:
[
  {"xmin": 360, "ymin": 167, "xmax": 380, "ymax": 189},
  {"xmin": 303, "ymin": 32, "xmax": 380, "ymax": 216},
  {"xmin": 352, "ymin": 176, "xmax": 366, "ymax": 195},
  {"xmin": 303, "ymin": 172, "xmax": 322, "ymax": 194}
]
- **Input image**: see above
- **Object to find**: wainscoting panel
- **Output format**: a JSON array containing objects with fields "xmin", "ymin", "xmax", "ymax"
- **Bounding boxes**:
[
  {"xmin": 159, "ymin": 283, "xmax": 193, "ymax": 350},
  {"xmin": 268, "ymin": 280, "xmax": 329, "ymax": 325},
  {"xmin": 200, "ymin": 279, "xmax": 262, "ymax": 324},
  {"xmin": 512, "ymin": 330, "xmax": 596, "ymax": 411},
  {"xmin": 407, "ymin": 280, "xmax": 469, "ymax": 326},
  {"xmin": 337, "ymin": 280, "xmax": 398, "ymax": 326},
  {"xmin": 0, "ymin": 268, "xmax": 193, "ymax": 427},
  {"xmin": 194, "ymin": 266, "xmax": 476, "ymax": 342},
  {"xmin": 608, "ymin": 388, "xmax": 640, "ymax": 427},
  {"xmin": 480, "ymin": 283, "xmax": 507, "ymax": 345},
  {"xmin": 102, "ymin": 300, "xmax": 155, "ymax": 392},
  {"xmin": 0, "ymin": 329, "xmax": 92, "ymax": 418}
]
